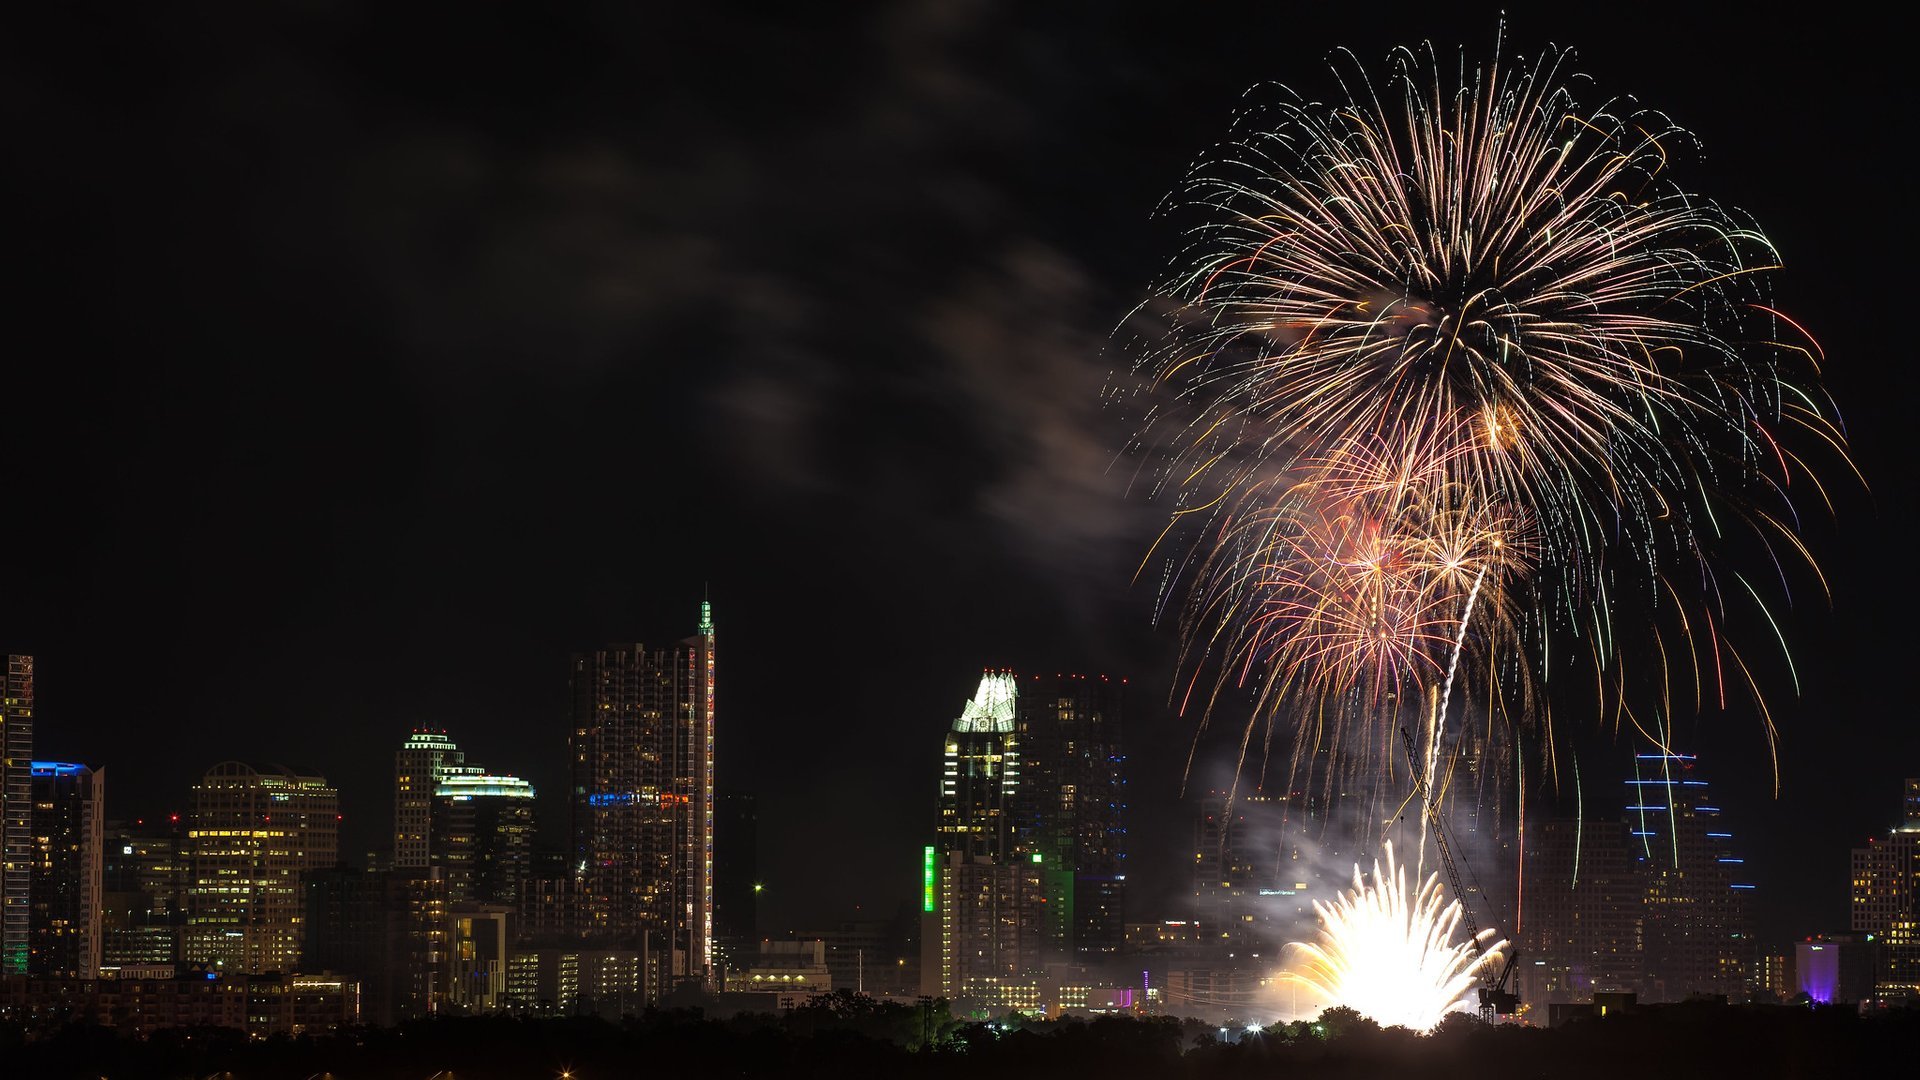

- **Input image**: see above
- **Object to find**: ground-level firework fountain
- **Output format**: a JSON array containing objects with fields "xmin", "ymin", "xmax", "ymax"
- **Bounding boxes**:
[{"xmin": 1279, "ymin": 843, "xmax": 1506, "ymax": 1033}]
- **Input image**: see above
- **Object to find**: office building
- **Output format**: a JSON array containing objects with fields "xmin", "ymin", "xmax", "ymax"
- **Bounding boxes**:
[
  {"xmin": 101, "ymin": 815, "xmax": 188, "ymax": 966},
  {"xmin": 1516, "ymin": 817, "xmax": 1644, "ymax": 1005},
  {"xmin": 790, "ymin": 915, "xmax": 919, "ymax": 996},
  {"xmin": 27, "ymin": 761, "xmax": 103, "ymax": 977},
  {"xmin": 1796, "ymin": 934, "xmax": 1880, "ymax": 1005},
  {"xmin": 1015, "ymin": 674, "xmax": 1128, "ymax": 960},
  {"xmin": 1850, "ymin": 778, "xmax": 1920, "ymax": 998},
  {"xmin": 394, "ymin": 731, "xmax": 472, "ymax": 871},
  {"xmin": 445, "ymin": 904, "xmax": 513, "ymax": 1013},
  {"xmin": 302, "ymin": 866, "xmax": 448, "ymax": 1026},
  {"xmin": 431, "ymin": 772, "xmax": 534, "ymax": 905},
  {"xmin": 2, "ymin": 655, "xmax": 33, "ymax": 975},
  {"xmin": 567, "ymin": 600, "xmax": 716, "ymax": 996},
  {"xmin": 924, "ymin": 670, "xmax": 1046, "ymax": 1000},
  {"xmin": 183, "ymin": 762, "xmax": 339, "ymax": 974},
  {"xmin": 1625, "ymin": 753, "xmax": 1754, "ymax": 1001}
]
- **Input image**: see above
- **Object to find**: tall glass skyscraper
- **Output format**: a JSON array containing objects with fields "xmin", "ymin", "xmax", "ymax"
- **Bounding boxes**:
[
  {"xmin": 28, "ymin": 761, "xmax": 104, "ymax": 977},
  {"xmin": 922, "ymin": 669, "xmax": 1133, "ymax": 1002},
  {"xmin": 1624, "ymin": 752, "xmax": 1754, "ymax": 1000},
  {"xmin": 926, "ymin": 670, "xmax": 1045, "ymax": 1003}
]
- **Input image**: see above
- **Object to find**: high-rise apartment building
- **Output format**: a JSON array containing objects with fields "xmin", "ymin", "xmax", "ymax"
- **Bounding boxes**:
[
  {"xmin": 568, "ymin": 601, "xmax": 716, "ymax": 995},
  {"xmin": 184, "ymin": 762, "xmax": 340, "ymax": 974},
  {"xmin": 395, "ymin": 731, "xmax": 473, "ymax": 871},
  {"xmin": 1516, "ymin": 817, "xmax": 1644, "ymax": 1005},
  {"xmin": 1193, "ymin": 790, "xmax": 1269, "ymax": 954},
  {"xmin": 430, "ymin": 773, "xmax": 534, "ymax": 905},
  {"xmin": 27, "ymin": 761, "xmax": 104, "ymax": 976},
  {"xmin": 1626, "ymin": 753, "xmax": 1754, "ymax": 1001},
  {"xmin": 2, "ymin": 655, "xmax": 33, "ymax": 975},
  {"xmin": 1850, "ymin": 778, "xmax": 1920, "ymax": 998}
]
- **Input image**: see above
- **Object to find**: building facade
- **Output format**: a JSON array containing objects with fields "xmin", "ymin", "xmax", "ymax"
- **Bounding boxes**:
[
  {"xmin": 2, "ymin": 655, "xmax": 33, "ymax": 975},
  {"xmin": 394, "ymin": 731, "xmax": 471, "ymax": 871},
  {"xmin": 301, "ymin": 865, "xmax": 448, "ymax": 1026},
  {"xmin": 1850, "ymin": 778, "xmax": 1920, "ymax": 999},
  {"xmin": 183, "ymin": 762, "xmax": 339, "ymax": 974},
  {"xmin": 1516, "ymin": 817, "xmax": 1644, "ymax": 1005},
  {"xmin": 1626, "ymin": 753, "xmax": 1754, "ymax": 1001},
  {"xmin": 924, "ymin": 671, "xmax": 1045, "ymax": 1000},
  {"xmin": 27, "ymin": 761, "xmax": 104, "ymax": 977},
  {"xmin": 1015, "ymin": 674, "xmax": 1128, "ymax": 960},
  {"xmin": 101, "ymin": 815, "xmax": 188, "ymax": 967},
  {"xmin": 567, "ymin": 601, "xmax": 716, "ymax": 996},
  {"xmin": 431, "ymin": 773, "xmax": 534, "ymax": 905}
]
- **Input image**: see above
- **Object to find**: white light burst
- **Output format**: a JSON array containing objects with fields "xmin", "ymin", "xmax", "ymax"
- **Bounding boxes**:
[{"xmin": 1283, "ymin": 843, "xmax": 1506, "ymax": 1032}]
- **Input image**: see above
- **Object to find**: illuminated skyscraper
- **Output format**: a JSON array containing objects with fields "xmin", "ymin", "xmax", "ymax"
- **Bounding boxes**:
[
  {"xmin": 1850, "ymin": 778, "xmax": 1920, "ymax": 998},
  {"xmin": 1624, "ymin": 753, "xmax": 1754, "ymax": 1001},
  {"xmin": 568, "ymin": 600, "xmax": 716, "ymax": 995},
  {"xmin": 924, "ymin": 670, "xmax": 1046, "ymax": 1003},
  {"xmin": 394, "ymin": 731, "xmax": 471, "ymax": 871},
  {"xmin": 1, "ymin": 655, "xmax": 32, "ymax": 975},
  {"xmin": 430, "ymin": 772, "xmax": 534, "ymax": 905},
  {"xmin": 184, "ymin": 762, "xmax": 340, "ymax": 974},
  {"xmin": 27, "ymin": 761, "xmax": 104, "ymax": 977}
]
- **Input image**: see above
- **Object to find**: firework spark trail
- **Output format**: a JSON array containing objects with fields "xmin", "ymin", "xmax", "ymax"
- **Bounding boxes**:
[
  {"xmin": 1124, "ymin": 39, "xmax": 1845, "ymax": 804},
  {"xmin": 1418, "ymin": 561, "xmax": 1486, "ymax": 874},
  {"xmin": 1283, "ymin": 842, "xmax": 1505, "ymax": 1033}
]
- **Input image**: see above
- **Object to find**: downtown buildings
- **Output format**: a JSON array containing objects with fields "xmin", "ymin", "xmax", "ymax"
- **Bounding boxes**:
[
  {"xmin": 182, "ymin": 762, "xmax": 341, "ymax": 975},
  {"xmin": 1850, "ymin": 778, "xmax": 1920, "ymax": 1000},
  {"xmin": 1516, "ymin": 752, "xmax": 1755, "ymax": 1006},
  {"xmin": 920, "ymin": 669, "xmax": 1131, "ymax": 1008}
]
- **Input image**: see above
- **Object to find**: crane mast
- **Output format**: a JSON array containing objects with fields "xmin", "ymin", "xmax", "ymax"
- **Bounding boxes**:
[{"xmin": 1400, "ymin": 726, "xmax": 1519, "ymax": 1022}]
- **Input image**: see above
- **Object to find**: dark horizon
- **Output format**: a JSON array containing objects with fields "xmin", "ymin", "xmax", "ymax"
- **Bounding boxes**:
[{"xmin": 4, "ymin": 1, "xmax": 1914, "ymax": 948}]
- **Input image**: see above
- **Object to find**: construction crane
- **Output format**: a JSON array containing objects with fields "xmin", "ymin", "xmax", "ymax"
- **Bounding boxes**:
[{"xmin": 1400, "ymin": 727, "xmax": 1519, "ymax": 1023}]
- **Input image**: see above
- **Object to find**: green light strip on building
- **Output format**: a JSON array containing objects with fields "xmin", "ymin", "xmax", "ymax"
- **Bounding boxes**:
[{"xmin": 923, "ymin": 845, "xmax": 936, "ymax": 913}]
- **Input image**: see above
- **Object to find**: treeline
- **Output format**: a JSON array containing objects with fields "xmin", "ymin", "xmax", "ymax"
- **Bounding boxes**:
[{"xmin": 3, "ymin": 992, "xmax": 1916, "ymax": 1079}]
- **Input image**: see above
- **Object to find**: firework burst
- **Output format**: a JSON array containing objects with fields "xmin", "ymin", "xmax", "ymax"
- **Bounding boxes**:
[
  {"xmin": 1126, "ymin": 40, "xmax": 1847, "ymax": 798},
  {"xmin": 1283, "ymin": 842, "xmax": 1506, "ymax": 1032}
]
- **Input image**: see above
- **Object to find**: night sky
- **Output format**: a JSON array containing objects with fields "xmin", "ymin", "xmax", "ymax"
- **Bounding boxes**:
[{"xmin": 4, "ymin": 3, "xmax": 1913, "ymax": 944}]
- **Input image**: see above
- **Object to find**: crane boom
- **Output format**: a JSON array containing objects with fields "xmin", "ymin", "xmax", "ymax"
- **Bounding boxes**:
[{"xmin": 1400, "ymin": 726, "xmax": 1480, "ymax": 946}]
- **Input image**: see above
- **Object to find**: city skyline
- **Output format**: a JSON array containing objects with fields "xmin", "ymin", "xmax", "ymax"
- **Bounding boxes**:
[
  {"xmin": 3, "ymin": 0, "xmax": 1916, "ymax": 979},
  {"xmin": 13, "ymin": 643, "xmax": 1919, "ymax": 956}
]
